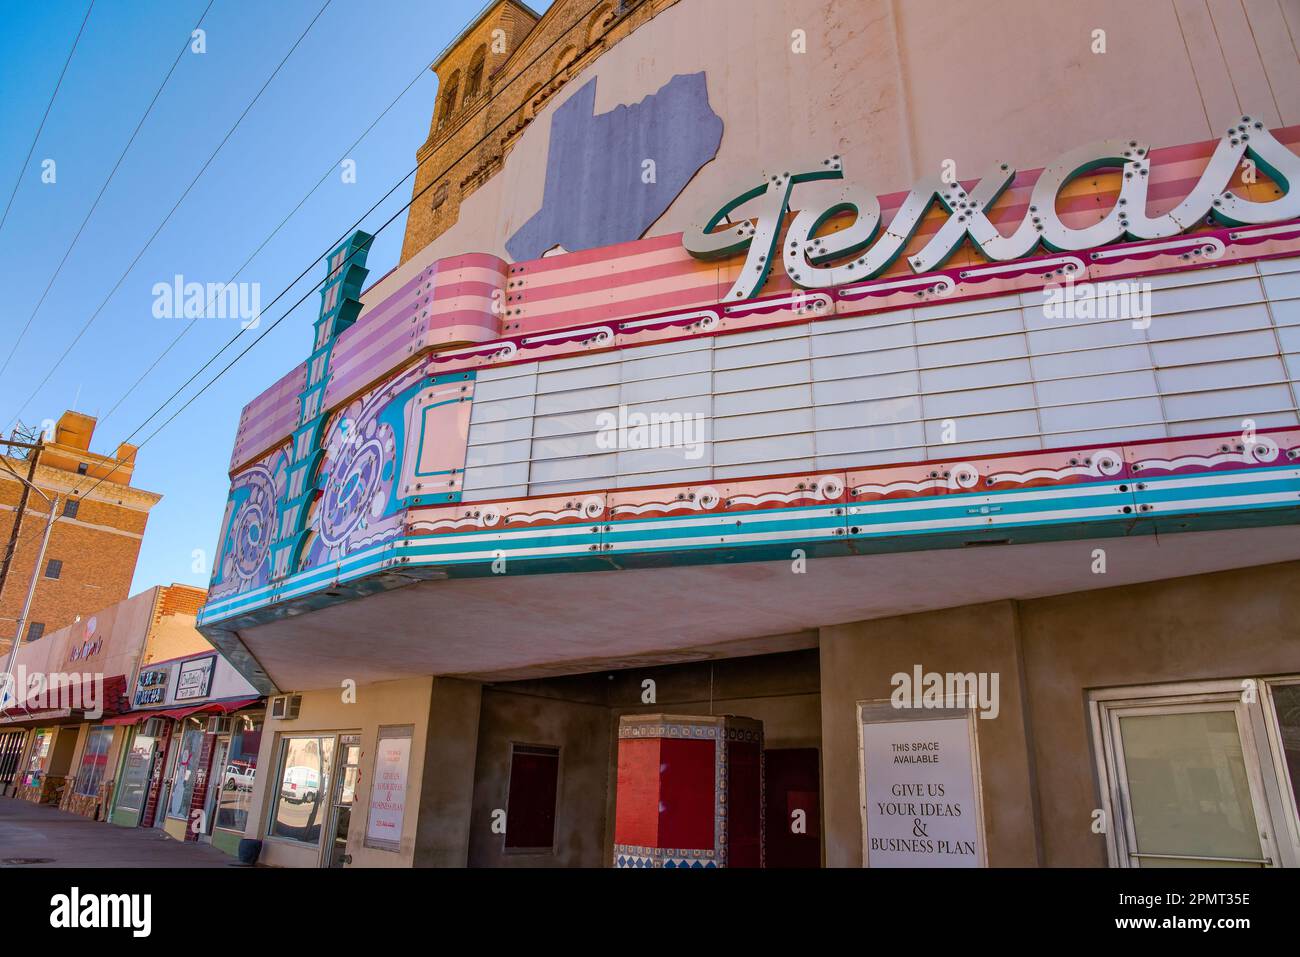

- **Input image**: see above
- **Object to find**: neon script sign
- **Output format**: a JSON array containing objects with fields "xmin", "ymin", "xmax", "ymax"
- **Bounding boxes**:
[{"xmin": 684, "ymin": 114, "xmax": 1300, "ymax": 302}]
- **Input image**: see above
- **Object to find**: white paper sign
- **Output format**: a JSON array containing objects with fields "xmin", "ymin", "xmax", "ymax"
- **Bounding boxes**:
[
  {"xmin": 365, "ymin": 734, "xmax": 411, "ymax": 849},
  {"xmin": 861, "ymin": 714, "xmax": 983, "ymax": 867}
]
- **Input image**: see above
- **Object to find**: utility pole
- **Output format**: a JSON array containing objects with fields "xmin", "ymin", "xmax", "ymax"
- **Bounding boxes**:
[
  {"xmin": 0, "ymin": 434, "xmax": 44, "ymax": 653},
  {"xmin": 0, "ymin": 436, "xmax": 43, "ymax": 591}
]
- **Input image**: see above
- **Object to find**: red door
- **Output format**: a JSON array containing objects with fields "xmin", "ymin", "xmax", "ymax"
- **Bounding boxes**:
[{"xmin": 764, "ymin": 748, "xmax": 820, "ymax": 868}]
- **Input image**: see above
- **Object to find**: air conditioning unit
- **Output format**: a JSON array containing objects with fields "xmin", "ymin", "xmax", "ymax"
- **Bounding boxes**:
[
  {"xmin": 141, "ymin": 717, "xmax": 167, "ymax": 738},
  {"xmin": 269, "ymin": 694, "xmax": 301, "ymax": 720},
  {"xmin": 206, "ymin": 715, "xmax": 232, "ymax": 735}
]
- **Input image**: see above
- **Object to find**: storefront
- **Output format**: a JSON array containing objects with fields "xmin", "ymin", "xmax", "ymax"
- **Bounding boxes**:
[
  {"xmin": 195, "ymin": 0, "xmax": 1300, "ymax": 866},
  {"xmin": 1, "ymin": 583, "xmax": 223, "ymax": 825},
  {"xmin": 0, "ymin": 606, "xmax": 135, "ymax": 815},
  {"xmin": 229, "ymin": 681, "xmax": 428, "ymax": 868},
  {"xmin": 107, "ymin": 648, "xmax": 262, "ymax": 855}
]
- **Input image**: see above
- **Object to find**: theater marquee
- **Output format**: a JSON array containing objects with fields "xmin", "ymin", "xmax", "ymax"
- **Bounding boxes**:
[{"xmin": 685, "ymin": 114, "xmax": 1300, "ymax": 302}]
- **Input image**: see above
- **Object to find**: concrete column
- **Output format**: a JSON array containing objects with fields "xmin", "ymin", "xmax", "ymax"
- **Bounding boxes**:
[
  {"xmin": 818, "ymin": 600, "xmax": 1041, "ymax": 867},
  {"xmin": 412, "ymin": 677, "xmax": 483, "ymax": 867}
]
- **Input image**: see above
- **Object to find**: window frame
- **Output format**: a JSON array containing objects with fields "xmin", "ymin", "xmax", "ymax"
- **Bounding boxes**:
[
  {"xmin": 1260, "ymin": 678, "xmax": 1300, "ymax": 857},
  {"xmin": 502, "ymin": 741, "xmax": 562, "ymax": 855},
  {"xmin": 1089, "ymin": 678, "xmax": 1300, "ymax": 869},
  {"xmin": 264, "ymin": 732, "xmax": 337, "ymax": 849},
  {"xmin": 214, "ymin": 714, "xmax": 263, "ymax": 835},
  {"xmin": 73, "ymin": 725, "xmax": 114, "ymax": 797},
  {"xmin": 165, "ymin": 721, "xmax": 208, "ymax": 821}
]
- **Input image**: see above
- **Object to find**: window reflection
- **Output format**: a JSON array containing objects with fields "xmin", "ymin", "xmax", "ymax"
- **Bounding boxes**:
[
  {"xmin": 270, "ymin": 735, "xmax": 334, "ymax": 845},
  {"xmin": 167, "ymin": 726, "xmax": 206, "ymax": 819},
  {"xmin": 216, "ymin": 718, "xmax": 262, "ymax": 832},
  {"xmin": 74, "ymin": 726, "xmax": 113, "ymax": 797}
]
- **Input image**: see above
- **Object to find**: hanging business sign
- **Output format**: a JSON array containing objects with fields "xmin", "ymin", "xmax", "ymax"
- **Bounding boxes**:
[
  {"xmin": 175, "ymin": 656, "xmax": 216, "ymax": 701},
  {"xmin": 365, "ymin": 725, "xmax": 413, "ymax": 852},
  {"xmin": 857, "ymin": 702, "xmax": 986, "ymax": 867},
  {"xmin": 685, "ymin": 114, "xmax": 1300, "ymax": 302},
  {"xmin": 134, "ymin": 669, "xmax": 169, "ymax": 707}
]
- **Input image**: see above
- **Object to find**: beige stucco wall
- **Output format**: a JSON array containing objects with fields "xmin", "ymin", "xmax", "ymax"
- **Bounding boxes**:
[
  {"xmin": 243, "ymin": 677, "xmax": 433, "ymax": 868},
  {"xmin": 819, "ymin": 560, "xmax": 1300, "ymax": 868},
  {"xmin": 1017, "ymin": 559, "xmax": 1300, "ymax": 866},
  {"xmin": 469, "ymin": 686, "xmax": 611, "ymax": 867},
  {"xmin": 820, "ymin": 601, "xmax": 1039, "ymax": 867}
]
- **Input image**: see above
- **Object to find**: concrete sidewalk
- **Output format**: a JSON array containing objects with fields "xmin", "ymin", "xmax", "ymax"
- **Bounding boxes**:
[{"xmin": 0, "ymin": 797, "xmax": 240, "ymax": 868}]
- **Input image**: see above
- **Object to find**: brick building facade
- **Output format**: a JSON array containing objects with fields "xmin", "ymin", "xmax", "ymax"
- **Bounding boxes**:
[
  {"xmin": 0, "ymin": 411, "xmax": 161, "ymax": 657},
  {"xmin": 400, "ymin": 0, "xmax": 679, "ymax": 262}
]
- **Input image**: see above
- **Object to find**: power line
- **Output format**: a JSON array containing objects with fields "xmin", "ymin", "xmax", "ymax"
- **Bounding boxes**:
[
  {"xmin": 99, "ymin": 46, "xmax": 432, "ymax": 427},
  {"xmin": 54, "ymin": 0, "xmax": 615, "ymax": 516},
  {"xmin": 0, "ymin": 1, "xmax": 95, "ymax": 237},
  {"xmin": 0, "ymin": 0, "xmax": 218, "ymax": 381},
  {"xmin": 5, "ymin": 0, "xmax": 334, "ymax": 430}
]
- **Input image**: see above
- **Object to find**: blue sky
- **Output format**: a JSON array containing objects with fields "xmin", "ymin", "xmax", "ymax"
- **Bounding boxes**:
[{"xmin": 0, "ymin": 0, "xmax": 542, "ymax": 594}]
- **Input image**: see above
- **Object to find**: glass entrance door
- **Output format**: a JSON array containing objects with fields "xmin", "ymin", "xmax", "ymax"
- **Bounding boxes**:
[
  {"xmin": 324, "ymin": 735, "xmax": 362, "ymax": 868},
  {"xmin": 1105, "ymin": 699, "xmax": 1277, "ymax": 867},
  {"xmin": 112, "ymin": 730, "xmax": 158, "ymax": 827},
  {"xmin": 200, "ymin": 737, "xmax": 229, "ymax": 843}
]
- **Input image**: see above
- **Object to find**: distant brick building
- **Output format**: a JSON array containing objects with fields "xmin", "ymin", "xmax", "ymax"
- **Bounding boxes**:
[
  {"xmin": 0, "ymin": 411, "xmax": 162, "ymax": 657},
  {"xmin": 400, "ymin": 0, "xmax": 679, "ymax": 262}
]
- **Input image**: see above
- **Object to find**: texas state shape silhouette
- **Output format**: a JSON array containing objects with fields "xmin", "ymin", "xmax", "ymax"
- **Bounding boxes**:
[{"xmin": 505, "ymin": 71, "xmax": 723, "ymax": 262}]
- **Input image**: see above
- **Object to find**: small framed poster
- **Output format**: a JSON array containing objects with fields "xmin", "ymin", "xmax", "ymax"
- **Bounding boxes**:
[
  {"xmin": 857, "ymin": 700, "xmax": 987, "ymax": 868},
  {"xmin": 364, "ymin": 725, "xmax": 413, "ymax": 852}
]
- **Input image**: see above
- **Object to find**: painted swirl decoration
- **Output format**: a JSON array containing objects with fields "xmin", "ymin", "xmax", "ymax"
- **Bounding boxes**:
[{"xmin": 226, "ymin": 464, "xmax": 278, "ymax": 585}]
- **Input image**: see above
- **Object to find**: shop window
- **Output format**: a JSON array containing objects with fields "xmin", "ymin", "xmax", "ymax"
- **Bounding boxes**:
[
  {"xmin": 268, "ymin": 734, "xmax": 335, "ymax": 846},
  {"xmin": 167, "ymin": 723, "xmax": 207, "ymax": 820},
  {"xmin": 44, "ymin": 559, "xmax": 62, "ymax": 580},
  {"xmin": 23, "ymin": 728, "xmax": 52, "ymax": 789},
  {"xmin": 74, "ymin": 726, "xmax": 114, "ymax": 797},
  {"xmin": 216, "ymin": 716, "xmax": 263, "ymax": 832},
  {"xmin": 115, "ymin": 729, "xmax": 159, "ymax": 814},
  {"xmin": 25, "ymin": 622, "xmax": 44, "ymax": 642},
  {"xmin": 62, "ymin": 499, "xmax": 79, "ymax": 519},
  {"xmin": 504, "ymin": 743, "xmax": 560, "ymax": 851}
]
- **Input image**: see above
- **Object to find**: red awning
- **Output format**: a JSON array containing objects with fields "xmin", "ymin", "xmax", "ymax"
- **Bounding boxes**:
[
  {"xmin": 0, "ymin": 674, "xmax": 129, "ymax": 723},
  {"xmin": 102, "ymin": 712, "xmax": 147, "ymax": 727},
  {"xmin": 210, "ymin": 697, "xmax": 261, "ymax": 714},
  {"xmin": 164, "ymin": 697, "xmax": 261, "ymax": 719},
  {"xmin": 105, "ymin": 697, "xmax": 262, "ymax": 726}
]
